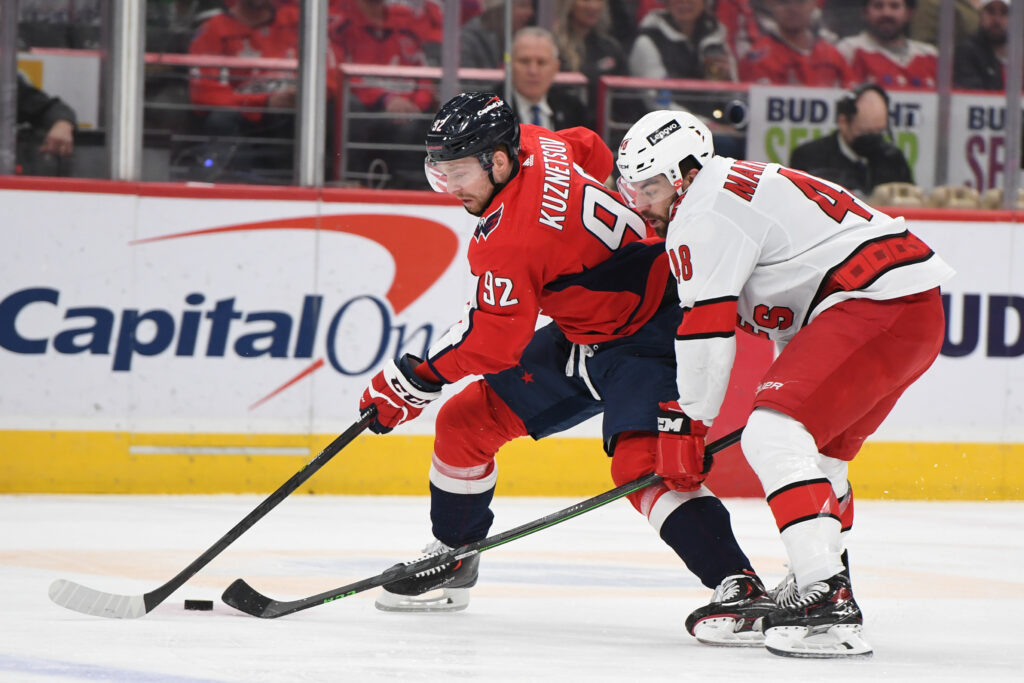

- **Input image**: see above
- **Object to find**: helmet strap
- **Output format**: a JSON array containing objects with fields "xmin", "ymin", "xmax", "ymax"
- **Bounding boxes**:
[{"xmin": 480, "ymin": 148, "xmax": 521, "ymax": 213}]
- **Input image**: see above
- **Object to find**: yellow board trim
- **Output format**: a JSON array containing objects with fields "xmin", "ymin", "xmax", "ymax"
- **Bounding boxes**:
[{"xmin": 1, "ymin": 430, "xmax": 1022, "ymax": 500}]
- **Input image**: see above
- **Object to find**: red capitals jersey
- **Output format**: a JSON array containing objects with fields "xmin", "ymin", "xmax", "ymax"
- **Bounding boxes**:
[
  {"xmin": 424, "ymin": 125, "xmax": 671, "ymax": 384},
  {"xmin": 739, "ymin": 33, "xmax": 854, "ymax": 87},
  {"xmin": 836, "ymin": 33, "xmax": 938, "ymax": 89},
  {"xmin": 189, "ymin": 7, "xmax": 308, "ymax": 119},
  {"xmin": 329, "ymin": 0, "xmax": 434, "ymax": 112}
]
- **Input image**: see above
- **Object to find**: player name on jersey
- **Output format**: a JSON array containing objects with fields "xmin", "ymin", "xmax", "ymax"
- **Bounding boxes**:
[{"xmin": 538, "ymin": 136, "xmax": 572, "ymax": 230}]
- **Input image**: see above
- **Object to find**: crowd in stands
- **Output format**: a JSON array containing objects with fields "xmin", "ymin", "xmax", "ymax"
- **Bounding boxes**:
[{"xmin": 12, "ymin": 0, "xmax": 1024, "ymax": 191}]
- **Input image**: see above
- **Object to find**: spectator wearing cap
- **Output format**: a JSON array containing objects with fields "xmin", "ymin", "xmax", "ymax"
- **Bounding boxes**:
[
  {"xmin": 788, "ymin": 83, "xmax": 913, "ymax": 198},
  {"xmin": 836, "ymin": 0, "xmax": 938, "ymax": 89},
  {"xmin": 955, "ymin": 0, "xmax": 1015, "ymax": 90}
]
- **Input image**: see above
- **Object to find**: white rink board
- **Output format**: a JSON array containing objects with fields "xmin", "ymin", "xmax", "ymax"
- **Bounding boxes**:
[{"xmin": 1, "ymin": 185, "xmax": 1022, "ymax": 443}]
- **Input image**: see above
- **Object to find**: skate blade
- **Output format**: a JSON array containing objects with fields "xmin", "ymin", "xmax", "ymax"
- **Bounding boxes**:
[
  {"xmin": 374, "ymin": 587, "xmax": 470, "ymax": 613},
  {"xmin": 764, "ymin": 624, "xmax": 873, "ymax": 658},
  {"xmin": 693, "ymin": 617, "xmax": 765, "ymax": 647}
]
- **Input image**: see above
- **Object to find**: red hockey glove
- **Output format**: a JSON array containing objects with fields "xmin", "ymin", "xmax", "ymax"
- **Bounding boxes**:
[
  {"xmin": 360, "ymin": 355, "xmax": 443, "ymax": 434},
  {"xmin": 655, "ymin": 401, "xmax": 711, "ymax": 491}
]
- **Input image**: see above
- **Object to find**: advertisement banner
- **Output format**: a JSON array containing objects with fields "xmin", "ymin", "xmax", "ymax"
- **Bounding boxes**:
[
  {"xmin": 1, "ymin": 187, "xmax": 475, "ymax": 435},
  {"xmin": 746, "ymin": 84, "xmax": 937, "ymax": 190},
  {"xmin": 2, "ymin": 181, "xmax": 1022, "ymax": 498},
  {"xmin": 946, "ymin": 93, "xmax": 1024, "ymax": 192}
]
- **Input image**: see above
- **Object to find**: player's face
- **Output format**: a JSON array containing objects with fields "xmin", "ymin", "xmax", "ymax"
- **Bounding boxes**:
[
  {"xmin": 618, "ymin": 174, "xmax": 679, "ymax": 236},
  {"xmin": 864, "ymin": 0, "xmax": 910, "ymax": 43},
  {"xmin": 425, "ymin": 156, "xmax": 495, "ymax": 215}
]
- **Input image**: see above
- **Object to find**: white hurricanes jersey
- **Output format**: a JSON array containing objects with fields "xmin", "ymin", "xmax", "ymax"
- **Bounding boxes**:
[{"xmin": 665, "ymin": 156, "xmax": 955, "ymax": 422}]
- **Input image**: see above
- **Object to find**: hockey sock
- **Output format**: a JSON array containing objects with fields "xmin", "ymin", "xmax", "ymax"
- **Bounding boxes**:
[
  {"xmin": 658, "ymin": 497, "xmax": 754, "ymax": 589},
  {"xmin": 429, "ymin": 482, "xmax": 495, "ymax": 548},
  {"xmin": 428, "ymin": 379, "xmax": 526, "ymax": 547}
]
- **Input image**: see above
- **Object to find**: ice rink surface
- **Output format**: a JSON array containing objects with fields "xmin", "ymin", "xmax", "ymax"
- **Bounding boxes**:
[{"xmin": 2, "ymin": 493, "xmax": 1022, "ymax": 682}]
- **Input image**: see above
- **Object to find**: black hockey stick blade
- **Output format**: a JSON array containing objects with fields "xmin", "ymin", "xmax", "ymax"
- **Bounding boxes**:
[
  {"xmin": 222, "ymin": 427, "xmax": 743, "ymax": 619},
  {"xmin": 48, "ymin": 407, "xmax": 378, "ymax": 619}
]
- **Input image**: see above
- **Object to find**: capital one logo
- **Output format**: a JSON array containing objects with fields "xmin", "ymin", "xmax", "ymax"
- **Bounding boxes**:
[{"xmin": 0, "ymin": 214, "xmax": 459, "ymax": 409}]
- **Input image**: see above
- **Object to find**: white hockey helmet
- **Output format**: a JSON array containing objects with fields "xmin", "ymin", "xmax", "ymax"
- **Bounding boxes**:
[{"xmin": 615, "ymin": 110, "xmax": 714, "ymax": 209}]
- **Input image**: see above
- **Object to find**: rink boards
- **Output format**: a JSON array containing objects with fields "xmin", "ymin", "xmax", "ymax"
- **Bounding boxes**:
[{"xmin": 1, "ymin": 178, "xmax": 1022, "ymax": 500}]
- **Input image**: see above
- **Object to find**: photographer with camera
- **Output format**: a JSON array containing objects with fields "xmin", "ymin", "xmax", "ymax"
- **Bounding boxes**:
[{"xmin": 789, "ymin": 83, "xmax": 912, "ymax": 199}]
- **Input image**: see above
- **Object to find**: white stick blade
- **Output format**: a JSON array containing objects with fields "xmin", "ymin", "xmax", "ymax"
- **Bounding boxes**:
[{"xmin": 48, "ymin": 579, "xmax": 148, "ymax": 619}]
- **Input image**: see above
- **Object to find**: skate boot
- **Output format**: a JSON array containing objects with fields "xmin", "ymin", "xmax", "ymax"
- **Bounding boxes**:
[
  {"xmin": 375, "ymin": 539, "xmax": 480, "ymax": 613},
  {"xmin": 762, "ymin": 570, "xmax": 873, "ymax": 658},
  {"xmin": 769, "ymin": 551, "xmax": 849, "ymax": 608},
  {"xmin": 768, "ymin": 569, "xmax": 798, "ymax": 606},
  {"xmin": 684, "ymin": 570, "xmax": 777, "ymax": 646}
]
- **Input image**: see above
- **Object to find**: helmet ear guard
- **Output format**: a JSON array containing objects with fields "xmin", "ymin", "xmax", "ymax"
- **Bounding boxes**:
[{"xmin": 615, "ymin": 111, "xmax": 714, "ymax": 207}]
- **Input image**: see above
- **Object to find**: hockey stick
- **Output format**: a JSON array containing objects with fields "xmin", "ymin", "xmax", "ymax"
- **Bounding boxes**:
[
  {"xmin": 48, "ymin": 407, "xmax": 378, "ymax": 619},
  {"xmin": 222, "ymin": 427, "xmax": 744, "ymax": 619}
]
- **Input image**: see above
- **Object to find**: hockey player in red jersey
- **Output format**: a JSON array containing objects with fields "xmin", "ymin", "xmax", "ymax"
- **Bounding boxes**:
[
  {"xmin": 359, "ymin": 92, "xmax": 776, "ymax": 646},
  {"xmin": 616, "ymin": 110, "xmax": 954, "ymax": 658}
]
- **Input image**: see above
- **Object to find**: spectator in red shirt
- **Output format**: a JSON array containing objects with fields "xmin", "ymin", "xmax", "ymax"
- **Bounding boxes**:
[
  {"xmin": 188, "ymin": 0, "xmax": 319, "ymax": 181},
  {"xmin": 836, "ymin": 0, "xmax": 938, "ymax": 89},
  {"xmin": 189, "ymin": 0, "xmax": 301, "ymax": 122},
  {"xmin": 739, "ymin": 0, "xmax": 854, "ymax": 87},
  {"xmin": 329, "ymin": 0, "xmax": 437, "ymax": 187}
]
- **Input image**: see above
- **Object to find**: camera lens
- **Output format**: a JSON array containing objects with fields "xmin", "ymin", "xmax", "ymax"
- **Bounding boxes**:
[{"xmin": 726, "ymin": 100, "xmax": 748, "ymax": 129}]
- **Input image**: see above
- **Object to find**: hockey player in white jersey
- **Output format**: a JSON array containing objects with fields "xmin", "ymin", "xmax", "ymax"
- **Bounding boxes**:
[{"xmin": 616, "ymin": 111, "xmax": 954, "ymax": 658}]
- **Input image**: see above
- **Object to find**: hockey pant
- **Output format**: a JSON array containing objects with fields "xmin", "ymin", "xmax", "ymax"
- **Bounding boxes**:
[{"xmin": 429, "ymin": 379, "xmax": 754, "ymax": 590}]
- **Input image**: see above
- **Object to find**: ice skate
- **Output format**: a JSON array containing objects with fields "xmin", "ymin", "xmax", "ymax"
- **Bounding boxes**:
[
  {"xmin": 768, "ymin": 569, "xmax": 798, "ymax": 606},
  {"xmin": 684, "ymin": 570, "xmax": 777, "ymax": 646},
  {"xmin": 762, "ymin": 571, "xmax": 873, "ymax": 658},
  {"xmin": 375, "ymin": 540, "xmax": 480, "ymax": 613}
]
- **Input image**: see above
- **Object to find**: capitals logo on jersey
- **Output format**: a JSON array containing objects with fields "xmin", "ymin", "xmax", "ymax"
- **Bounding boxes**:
[{"xmin": 474, "ymin": 204, "xmax": 504, "ymax": 241}]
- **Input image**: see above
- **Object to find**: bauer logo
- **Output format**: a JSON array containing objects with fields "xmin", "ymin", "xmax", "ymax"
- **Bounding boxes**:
[
  {"xmin": 0, "ymin": 213, "xmax": 460, "ymax": 409},
  {"xmin": 646, "ymin": 120, "xmax": 680, "ymax": 145}
]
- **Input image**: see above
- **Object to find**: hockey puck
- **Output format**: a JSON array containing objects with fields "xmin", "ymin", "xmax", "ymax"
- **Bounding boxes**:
[{"xmin": 184, "ymin": 599, "xmax": 214, "ymax": 611}]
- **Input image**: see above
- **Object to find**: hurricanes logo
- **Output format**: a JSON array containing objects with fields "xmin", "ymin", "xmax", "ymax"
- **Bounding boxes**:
[{"xmin": 474, "ymin": 204, "xmax": 504, "ymax": 241}]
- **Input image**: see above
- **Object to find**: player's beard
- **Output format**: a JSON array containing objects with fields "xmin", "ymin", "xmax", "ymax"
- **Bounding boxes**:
[{"xmin": 642, "ymin": 213, "xmax": 668, "ymax": 238}]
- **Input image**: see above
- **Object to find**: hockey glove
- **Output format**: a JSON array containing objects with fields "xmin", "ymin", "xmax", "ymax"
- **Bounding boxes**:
[
  {"xmin": 360, "ymin": 354, "xmax": 443, "ymax": 434},
  {"xmin": 655, "ymin": 401, "xmax": 711, "ymax": 491}
]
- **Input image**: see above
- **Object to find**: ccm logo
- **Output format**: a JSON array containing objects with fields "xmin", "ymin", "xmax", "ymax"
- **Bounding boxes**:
[
  {"xmin": 388, "ymin": 377, "xmax": 433, "ymax": 406},
  {"xmin": 657, "ymin": 416, "xmax": 686, "ymax": 433}
]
